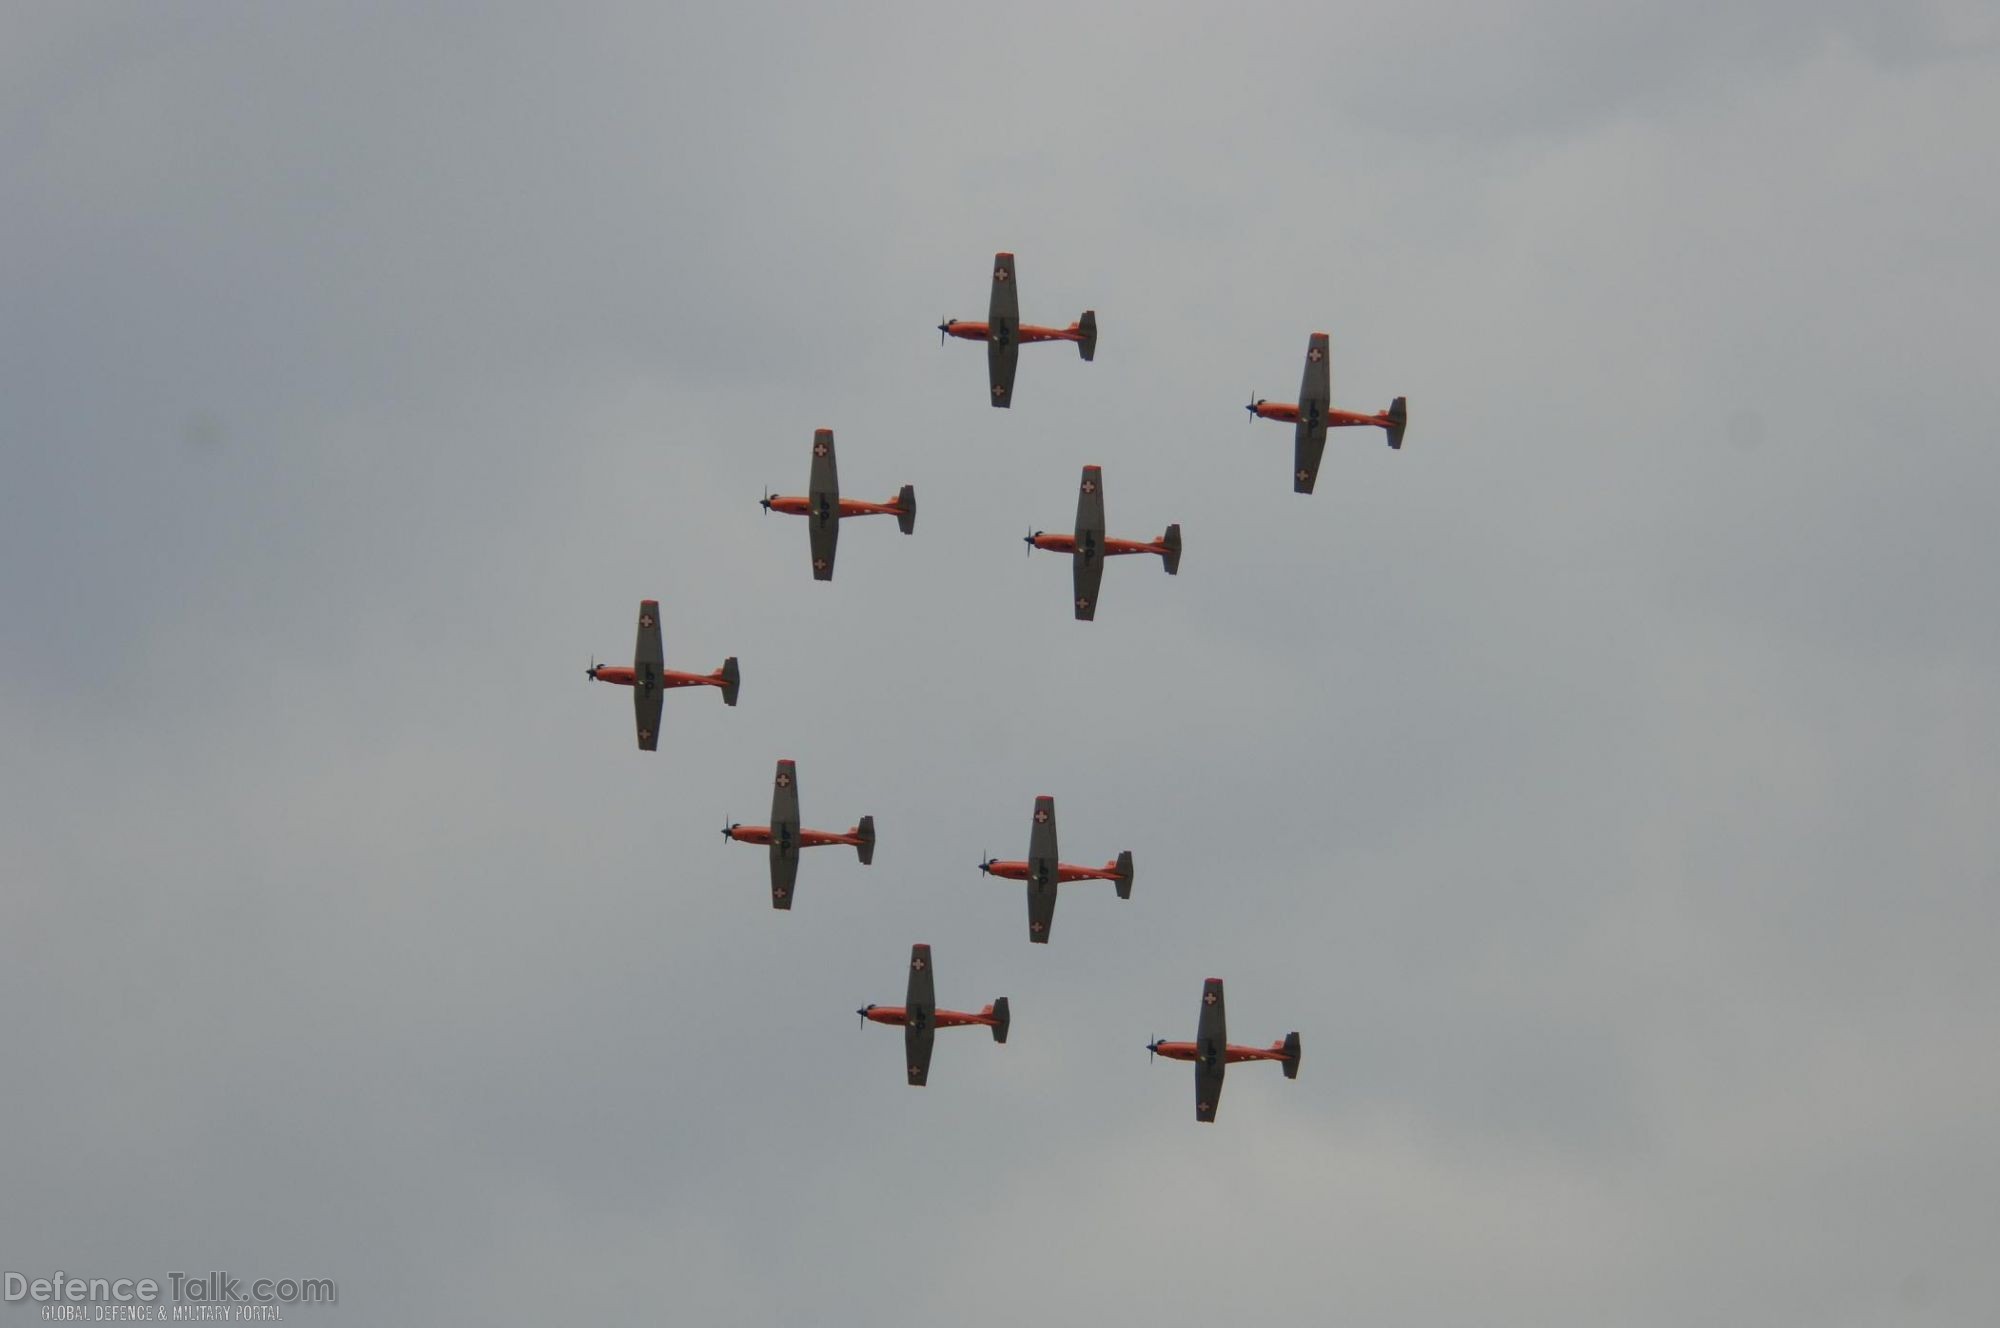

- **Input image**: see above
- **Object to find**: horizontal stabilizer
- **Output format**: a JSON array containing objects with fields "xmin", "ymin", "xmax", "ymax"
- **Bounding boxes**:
[
  {"xmin": 1387, "ymin": 396, "xmax": 1407, "ymax": 451},
  {"xmin": 991, "ymin": 996, "xmax": 1011, "ymax": 1044},
  {"xmin": 1115, "ymin": 849, "xmax": 1134, "ymax": 900},
  {"xmin": 1077, "ymin": 310, "xmax": 1097, "ymax": 362},
  {"xmin": 1161, "ymin": 524, "xmax": 1182, "ymax": 576},
  {"xmin": 720, "ymin": 657, "xmax": 741, "ymax": 708},
  {"xmin": 897, "ymin": 484, "xmax": 917, "ymax": 536},
  {"xmin": 856, "ymin": 815, "xmax": 876, "ymax": 866},
  {"xmin": 1283, "ymin": 1030, "xmax": 1302, "ymax": 1079}
]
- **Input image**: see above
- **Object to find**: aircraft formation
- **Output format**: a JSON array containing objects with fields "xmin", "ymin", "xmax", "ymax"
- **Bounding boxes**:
[{"xmin": 587, "ymin": 252, "xmax": 1408, "ymax": 1120}]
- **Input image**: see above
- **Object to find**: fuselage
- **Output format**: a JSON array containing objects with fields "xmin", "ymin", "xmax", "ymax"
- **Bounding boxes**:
[
  {"xmin": 587, "ymin": 664, "xmax": 724, "ymax": 690},
  {"xmin": 764, "ymin": 495, "xmax": 906, "ymax": 519},
  {"xmin": 1150, "ymin": 1039, "xmax": 1292, "ymax": 1066},
  {"xmin": 1027, "ymin": 533, "xmax": 1171, "ymax": 558},
  {"xmin": 942, "ymin": 319, "xmax": 1086, "ymax": 346},
  {"xmin": 982, "ymin": 858, "xmax": 1122, "ymax": 884},
  {"xmin": 726, "ymin": 824, "xmax": 864, "ymax": 849},
  {"xmin": 861, "ymin": 1004, "xmax": 1001, "ymax": 1031},
  {"xmin": 1250, "ymin": 400, "xmax": 1394, "ymax": 429}
]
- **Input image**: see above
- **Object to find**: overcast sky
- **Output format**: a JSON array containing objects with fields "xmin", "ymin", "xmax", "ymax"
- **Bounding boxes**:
[{"xmin": 4, "ymin": 3, "xmax": 1998, "ymax": 1324}]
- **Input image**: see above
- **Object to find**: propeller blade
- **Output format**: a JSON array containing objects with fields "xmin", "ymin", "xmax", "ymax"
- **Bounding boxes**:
[
  {"xmin": 1148, "ymin": 1039, "xmax": 1158, "ymax": 1062},
  {"xmin": 938, "ymin": 319, "xmax": 950, "ymax": 346},
  {"xmin": 857, "ymin": 1007, "xmax": 867, "ymax": 1028}
]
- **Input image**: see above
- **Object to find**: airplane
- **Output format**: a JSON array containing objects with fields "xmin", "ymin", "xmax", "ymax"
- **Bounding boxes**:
[
  {"xmin": 586, "ymin": 599, "xmax": 738, "ymax": 751},
  {"xmin": 722, "ymin": 759, "xmax": 874, "ymax": 910},
  {"xmin": 1025, "ymin": 465, "xmax": 1180, "ymax": 620},
  {"xmin": 1147, "ymin": 978, "xmax": 1301, "ymax": 1122},
  {"xmin": 858, "ymin": 943, "xmax": 1009, "ymax": 1086},
  {"xmin": 760, "ymin": 428, "xmax": 916, "ymax": 581},
  {"xmin": 938, "ymin": 251, "xmax": 1096, "ymax": 407},
  {"xmin": 977, "ymin": 795, "xmax": 1132, "ymax": 943},
  {"xmin": 1247, "ymin": 332, "xmax": 1407, "ymax": 494}
]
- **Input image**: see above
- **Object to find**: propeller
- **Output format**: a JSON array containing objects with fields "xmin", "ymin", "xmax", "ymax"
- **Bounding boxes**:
[
  {"xmin": 977, "ymin": 851, "xmax": 993, "ymax": 875},
  {"xmin": 938, "ymin": 318, "xmax": 953, "ymax": 346},
  {"xmin": 1246, "ymin": 394, "xmax": 1266, "ymax": 421},
  {"xmin": 586, "ymin": 655, "xmax": 598, "ymax": 681},
  {"xmin": 1023, "ymin": 528, "xmax": 1043, "ymax": 557},
  {"xmin": 720, "ymin": 816, "xmax": 740, "ymax": 843},
  {"xmin": 760, "ymin": 487, "xmax": 773, "ymax": 514},
  {"xmin": 1148, "ymin": 1038, "xmax": 1160, "ymax": 1062},
  {"xmin": 857, "ymin": 1004, "xmax": 874, "ymax": 1029}
]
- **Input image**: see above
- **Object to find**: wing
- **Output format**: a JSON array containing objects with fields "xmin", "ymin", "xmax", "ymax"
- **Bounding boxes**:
[
  {"xmin": 906, "ymin": 943, "xmax": 937, "ymax": 1012},
  {"xmin": 1027, "ymin": 795, "xmax": 1059, "ymax": 943},
  {"xmin": 1195, "ymin": 1056, "xmax": 1225, "ymax": 1123},
  {"xmin": 635, "ymin": 600, "xmax": 664, "ymax": 673},
  {"xmin": 987, "ymin": 253, "xmax": 1020, "ymax": 407},
  {"xmin": 1195, "ymin": 977, "xmax": 1227, "ymax": 1122},
  {"xmin": 633, "ymin": 599, "xmax": 664, "ymax": 751},
  {"xmin": 1072, "ymin": 466, "xmax": 1106, "ymax": 621},
  {"xmin": 808, "ymin": 429, "xmax": 840, "ymax": 580},
  {"xmin": 1293, "ymin": 333, "xmax": 1331, "ymax": 494},
  {"xmin": 905, "ymin": 944, "xmax": 938, "ymax": 1086},
  {"xmin": 1027, "ymin": 881, "xmax": 1057, "ymax": 944},
  {"xmin": 769, "ymin": 760, "xmax": 801, "ymax": 909},
  {"xmin": 633, "ymin": 685, "xmax": 663, "ymax": 752}
]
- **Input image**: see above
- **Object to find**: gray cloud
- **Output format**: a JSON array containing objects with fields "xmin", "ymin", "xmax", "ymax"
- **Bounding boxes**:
[{"xmin": 3, "ymin": 4, "xmax": 1997, "ymax": 1325}]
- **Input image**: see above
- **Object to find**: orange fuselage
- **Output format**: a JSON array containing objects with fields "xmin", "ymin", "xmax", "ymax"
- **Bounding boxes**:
[
  {"xmin": 1150, "ymin": 1039, "xmax": 1293, "ymax": 1066},
  {"xmin": 588, "ymin": 665, "xmax": 726, "ymax": 691},
  {"xmin": 1027, "ymin": 534, "xmax": 1170, "ymax": 557},
  {"xmin": 1251, "ymin": 401, "xmax": 1394, "ymax": 429},
  {"xmin": 726, "ymin": 824, "xmax": 864, "ymax": 849},
  {"xmin": 862, "ymin": 1004, "xmax": 1002, "ymax": 1031},
  {"xmin": 942, "ymin": 320, "xmax": 1086, "ymax": 346},
  {"xmin": 764, "ymin": 495, "xmax": 906, "ymax": 519},
  {"xmin": 983, "ymin": 858, "xmax": 1123, "ymax": 885}
]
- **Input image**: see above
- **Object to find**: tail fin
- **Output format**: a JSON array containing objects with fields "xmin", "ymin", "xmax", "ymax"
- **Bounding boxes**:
[
  {"xmin": 1283, "ymin": 1031, "xmax": 1302, "ymax": 1079},
  {"xmin": 1386, "ymin": 397, "xmax": 1407, "ymax": 451},
  {"xmin": 719, "ymin": 657, "xmax": 741, "ymax": 707},
  {"xmin": 1161, "ymin": 524, "xmax": 1182, "ymax": 576},
  {"xmin": 1077, "ymin": 310, "xmax": 1097, "ymax": 362},
  {"xmin": 856, "ymin": 815, "xmax": 876, "ymax": 866},
  {"xmin": 896, "ymin": 484, "xmax": 917, "ymax": 536},
  {"xmin": 990, "ymin": 996, "xmax": 1011, "ymax": 1044},
  {"xmin": 1115, "ymin": 850, "xmax": 1134, "ymax": 900}
]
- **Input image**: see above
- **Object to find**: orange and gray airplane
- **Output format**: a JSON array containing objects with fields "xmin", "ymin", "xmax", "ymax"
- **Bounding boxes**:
[
  {"xmin": 939, "ymin": 252, "xmax": 1096, "ymax": 407},
  {"xmin": 1025, "ymin": 465, "xmax": 1180, "ymax": 621},
  {"xmin": 859, "ymin": 944, "xmax": 1009, "ymax": 1086},
  {"xmin": 760, "ymin": 428, "xmax": 915, "ymax": 581},
  {"xmin": 978, "ymin": 795, "xmax": 1132, "ymax": 943},
  {"xmin": 586, "ymin": 599, "xmax": 738, "ymax": 751},
  {"xmin": 1247, "ymin": 332, "xmax": 1406, "ymax": 493},
  {"xmin": 1148, "ymin": 978, "xmax": 1300, "ymax": 1122},
  {"xmin": 723, "ymin": 759, "xmax": 873, "ymax": 910}
]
